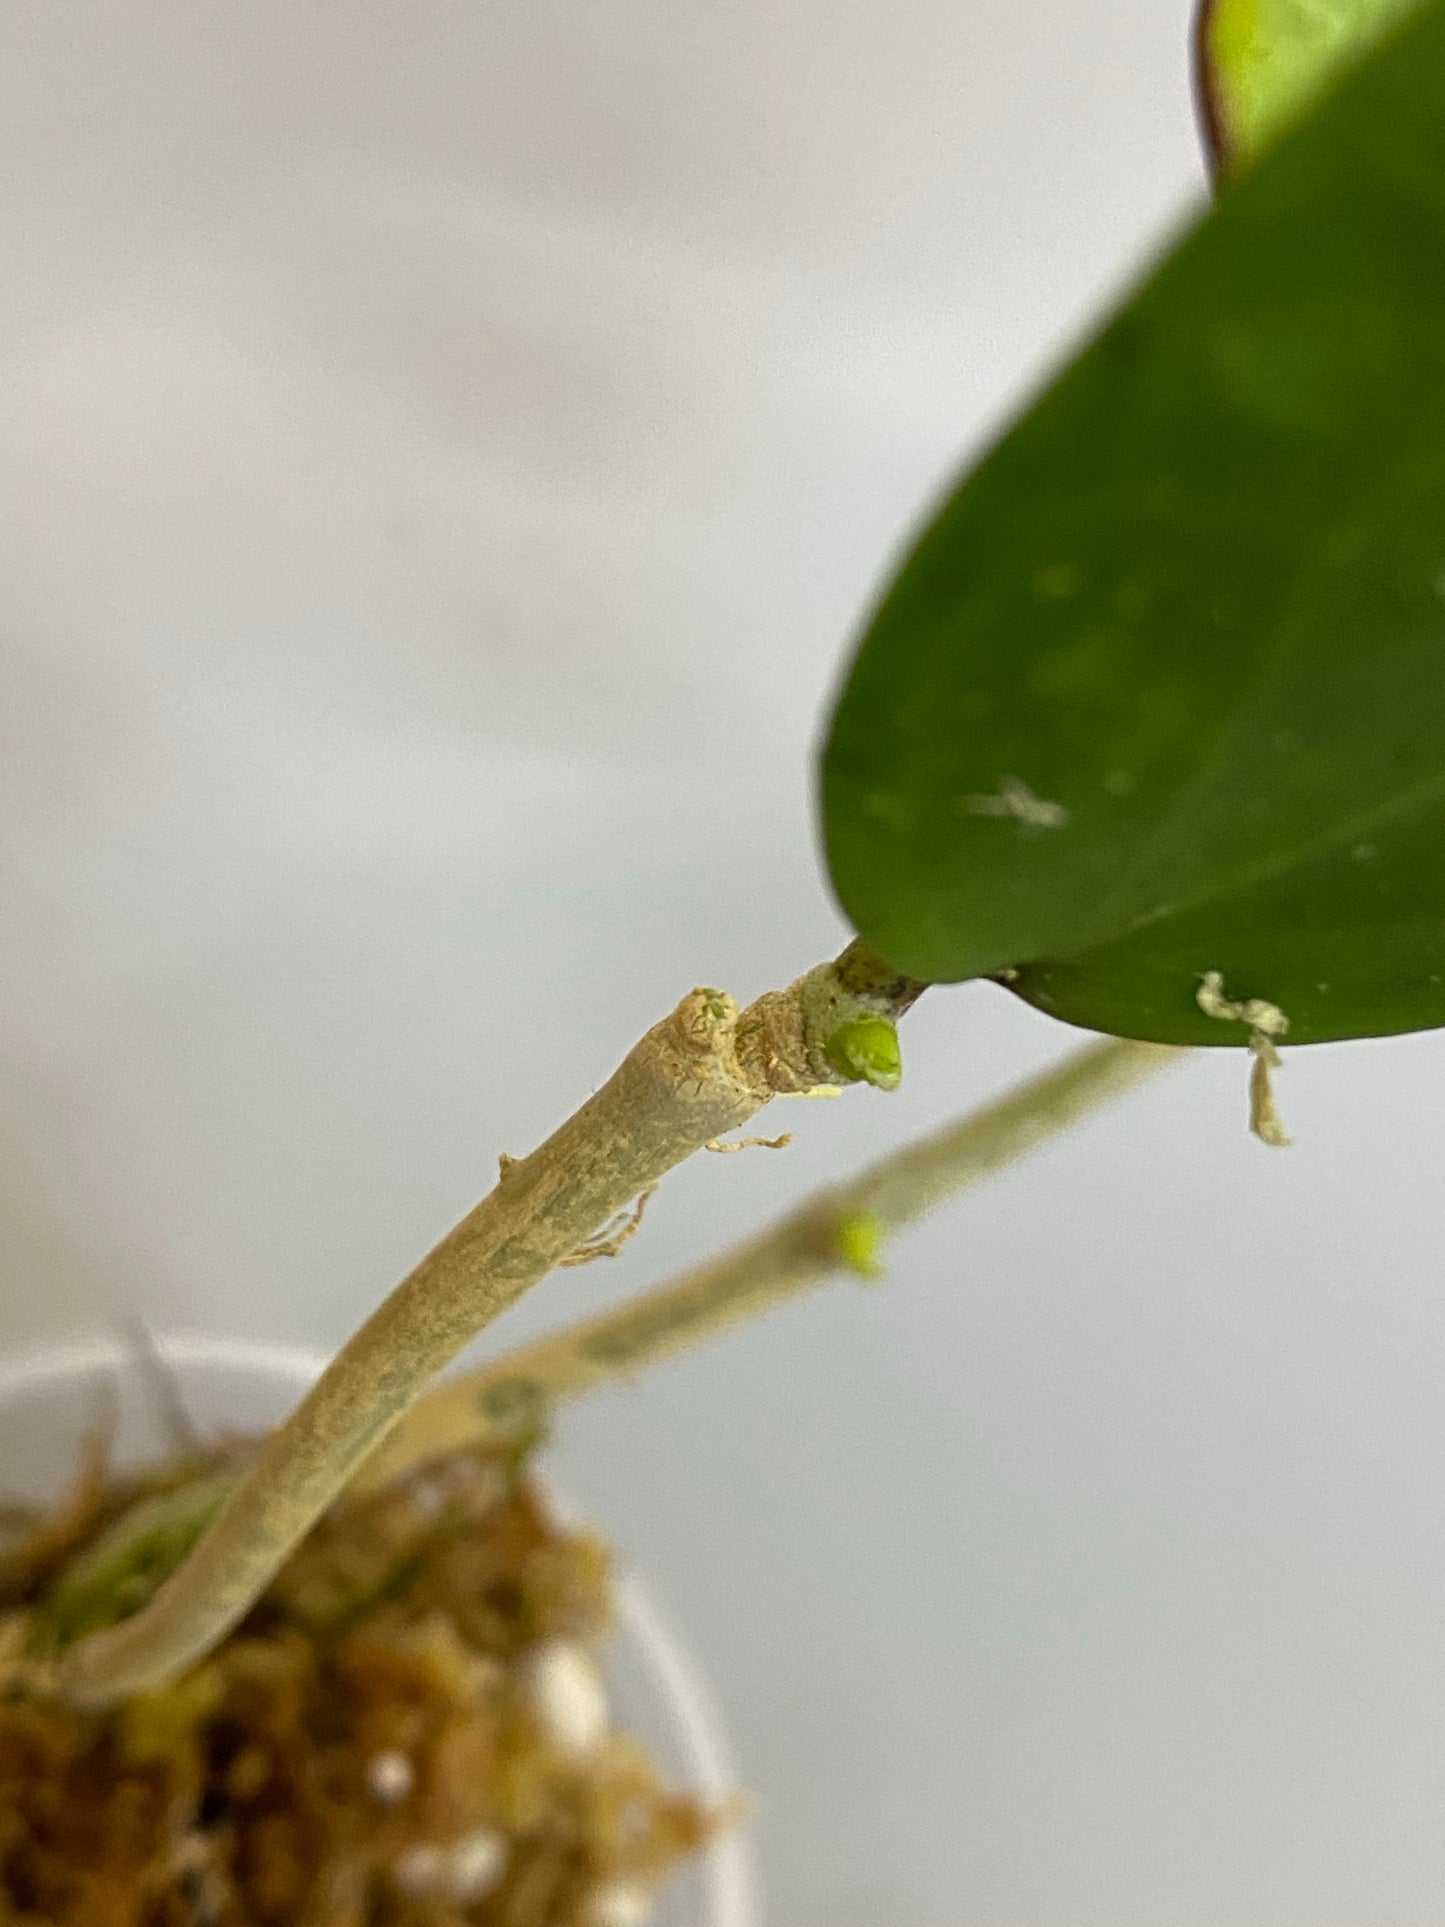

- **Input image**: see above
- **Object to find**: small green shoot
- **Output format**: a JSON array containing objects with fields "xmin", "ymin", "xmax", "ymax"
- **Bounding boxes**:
[
  {"xmin": 836, "ymin": 1211, "xmax": 887, "ymax": 1280},
  {"xmin": 824, "ymin": 1015, "xmax": 903, "ymax": 1091}
]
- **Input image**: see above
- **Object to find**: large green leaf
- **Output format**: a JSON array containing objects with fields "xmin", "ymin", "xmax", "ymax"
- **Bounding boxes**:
[
  {"xmin": 1197, "ymin": 0, "xmax": 1422, "ymax": 171},
  {"xmin": 821, "ymin": 0, "xmax": 1445, "ymax": 1047}
]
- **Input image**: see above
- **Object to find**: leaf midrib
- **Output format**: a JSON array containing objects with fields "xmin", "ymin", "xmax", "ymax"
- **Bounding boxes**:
[
  {"xmin": 1072, "ymin": 444, "xmax": 1438, "ymax": 956},
  {"xmin": 1088, "ymin": 755, "xmax": 1445, "ymax": 949}
]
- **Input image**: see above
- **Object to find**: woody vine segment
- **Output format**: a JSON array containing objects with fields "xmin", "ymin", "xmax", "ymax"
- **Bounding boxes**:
[
  {"xmin": 57, "ymin": 944, "xmax": 922, "ymax": 1709},
  {"xmin": 355, "ymin": 1034, "xmax": 1181, "ymax": 1489},
  {"xmin": 40, "ymin": 1032, "xmax": 1184, "ymax": 1684}
]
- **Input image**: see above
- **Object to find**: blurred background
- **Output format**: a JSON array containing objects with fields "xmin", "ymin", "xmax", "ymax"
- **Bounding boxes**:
[{"xmin": 4, "ymin": 2, "xmax": 1445, "ymax": 1921}]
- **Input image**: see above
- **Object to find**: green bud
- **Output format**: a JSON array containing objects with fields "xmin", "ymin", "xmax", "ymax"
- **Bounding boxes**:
[
  {"xmin": 836, "ymin": 1211, "xmax": 886, "ymax": 1280},
  {"xmin": 823, "ymin": 1014, "xmax": 903, "ymax": 1091}
]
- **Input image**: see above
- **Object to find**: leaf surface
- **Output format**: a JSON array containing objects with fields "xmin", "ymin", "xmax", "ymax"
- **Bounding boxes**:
[
  {"xmin": 821, "ymin": 0, "xmax": 1445, "ymax": 1044},
  {"xmin": 1197, "ymin": 0, "xmax": 1421, "ymax": 170}
]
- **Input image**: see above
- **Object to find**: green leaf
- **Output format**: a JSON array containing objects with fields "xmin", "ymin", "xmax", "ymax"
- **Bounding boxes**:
[
  {"xmin": 821, "ymin": 0, "xmax": 1445, "ymax": 1047},
  {"xmin": 1197, "ymin": 0, "xmax": 1422, "ymax": 172}
]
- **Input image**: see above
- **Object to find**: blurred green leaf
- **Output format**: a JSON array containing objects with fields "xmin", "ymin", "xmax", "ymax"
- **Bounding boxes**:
[
  {"xmin": 821, "ymin": 0, "xmax": 1445, "ymax": 1046},
  {"xmin": 1197, "ymin": 0, "xmax": 1421, "ymax": 172}
]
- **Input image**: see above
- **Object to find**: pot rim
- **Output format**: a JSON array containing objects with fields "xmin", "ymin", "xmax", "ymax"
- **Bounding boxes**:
[{"xmin": 0, "ymin": 1331, "xmax": 759, "ymax": 1927}]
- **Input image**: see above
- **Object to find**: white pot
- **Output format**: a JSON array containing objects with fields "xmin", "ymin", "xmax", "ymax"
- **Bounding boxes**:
[{"xmin": 0, "ymin": 1333, "xmax": 759, "ymax": 1927}]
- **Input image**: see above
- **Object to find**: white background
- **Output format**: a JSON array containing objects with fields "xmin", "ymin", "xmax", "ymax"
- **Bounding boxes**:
[{"xmin": 3, "ymin": 3, "xmax": 1445, "ymax": 1922}]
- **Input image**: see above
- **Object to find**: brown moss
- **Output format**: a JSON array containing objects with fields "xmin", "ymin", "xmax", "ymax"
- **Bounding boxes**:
[{"xmin": 0, "ymin": 1447, "xmax": 718, "ymax": 1926}]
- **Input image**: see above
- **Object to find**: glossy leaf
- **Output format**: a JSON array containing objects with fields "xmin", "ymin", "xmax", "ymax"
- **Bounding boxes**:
[
  {"xmin": 821, "ymin": 0, "xmax": 1445, "ymax": 1046},
  {"xmin": 1197, "ymin": 0, "xmax": 1421, "ymax": 172}
]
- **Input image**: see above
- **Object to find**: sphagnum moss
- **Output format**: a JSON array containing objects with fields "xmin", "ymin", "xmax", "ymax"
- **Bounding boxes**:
[{"xmin": 0, "ymin": 1438, "xmax": 717, "ymax": 1927}]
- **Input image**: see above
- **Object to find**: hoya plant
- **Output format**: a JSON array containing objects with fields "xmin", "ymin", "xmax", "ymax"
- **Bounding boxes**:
[{"xmin": 6, "ymin": 0, "xmax": 1445, "ymax": 1914}]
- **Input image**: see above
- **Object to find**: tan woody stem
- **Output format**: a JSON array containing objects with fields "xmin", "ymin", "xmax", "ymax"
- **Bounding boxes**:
[
  {"xmin": 58, "ymin": 945, "xmax": 921, "ymax": 1709},
  {"xmin": 354, "ymin": 1035, "xmax": 1183, "ymax": 1489},
  {"xmin": 43, "ymin": 1028, "xmax": 1181, "ymax": 1688}
]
